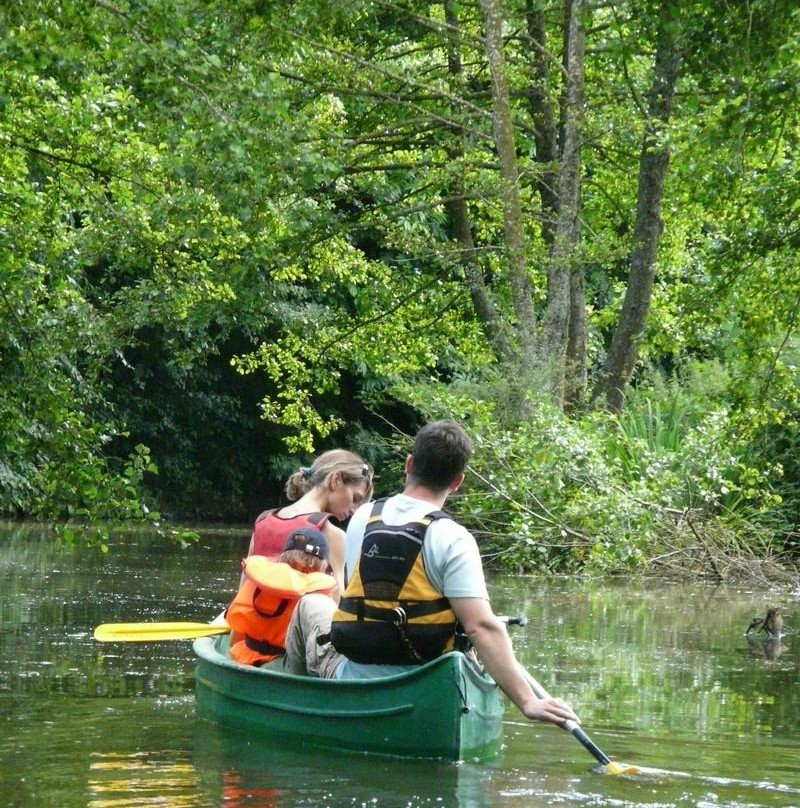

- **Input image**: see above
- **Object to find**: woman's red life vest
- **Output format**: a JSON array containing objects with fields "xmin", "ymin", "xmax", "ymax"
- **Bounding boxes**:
[
  {"xmin": 226, "ymin": 555, "xmax": 336, "ymax": 667},
  {"xmin": 251, "ymin": 510, "xmax": 330, "ymax": 557}
]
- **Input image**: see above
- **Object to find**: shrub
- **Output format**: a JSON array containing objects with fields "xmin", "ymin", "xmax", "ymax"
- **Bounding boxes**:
[{"xmin": 393, "ymin": 368, "xmax": 786, "ymax": 575}]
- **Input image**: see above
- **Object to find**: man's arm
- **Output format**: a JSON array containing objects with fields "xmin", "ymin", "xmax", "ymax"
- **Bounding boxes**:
[{"xmin": 450, "ymin": 596, "xmax": 581, "ymax": 726}]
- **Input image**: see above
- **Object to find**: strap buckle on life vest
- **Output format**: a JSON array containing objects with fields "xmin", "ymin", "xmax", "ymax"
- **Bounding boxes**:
[{"xmin": 391, "ymin": 606, "xmax": 424, "ymax": 663}]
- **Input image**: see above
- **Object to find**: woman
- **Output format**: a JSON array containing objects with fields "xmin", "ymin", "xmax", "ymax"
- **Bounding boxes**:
[{"xmin": 246, "ymin": 449, "xmax": 374, "ymax": 593}]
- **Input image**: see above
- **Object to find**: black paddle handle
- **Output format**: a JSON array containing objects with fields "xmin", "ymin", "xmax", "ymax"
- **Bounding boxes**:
[
  {"xmin": 565, "ymin": 721, "xmax": 612, "ymax": 766},
  {"xmin": 521, "ymin": 666, "xmax": 613, "ymax": 767}
]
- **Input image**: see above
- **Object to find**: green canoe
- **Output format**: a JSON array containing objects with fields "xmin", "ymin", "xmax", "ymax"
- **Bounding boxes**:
[{"xmin": 193, "ymin": 635, "xmax": 503, "ymax": 761}]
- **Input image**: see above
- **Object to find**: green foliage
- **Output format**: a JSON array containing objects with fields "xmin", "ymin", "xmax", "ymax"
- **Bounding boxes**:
[
  {"xmin": 604, "ymin": 367, "xmax": 782, "ymax": 515},
  {"xmin": 0, "ymin": 3, "xmax": 267, "ymax": 525},
  {"xmin": 0, "ymin": 0, "xmax": 798, "ymax": 571},
  {"xmin": 0, "ymin": 61, "xmax": 155, "ymax": 530}
]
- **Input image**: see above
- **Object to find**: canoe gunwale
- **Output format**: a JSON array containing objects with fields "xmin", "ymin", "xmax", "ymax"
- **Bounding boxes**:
[{"xmin": 193, "ymin": 635, "xmax": 494, "ymax": 691}]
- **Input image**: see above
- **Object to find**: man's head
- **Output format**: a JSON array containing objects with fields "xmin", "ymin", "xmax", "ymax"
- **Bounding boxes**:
[{"xmin": 406, "ymin": 419, "xmax": 473, "ymax": 492}]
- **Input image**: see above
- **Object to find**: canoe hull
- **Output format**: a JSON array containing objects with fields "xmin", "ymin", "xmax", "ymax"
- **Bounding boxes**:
[{"xmin": 193, "ymin": 636, "xmax": 503, "ymax": 761}]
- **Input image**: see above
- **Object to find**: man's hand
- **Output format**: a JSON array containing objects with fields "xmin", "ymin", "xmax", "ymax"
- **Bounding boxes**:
[{"xmin": 520, "ymin": 694, "xmax": 580, "ymax": 726}]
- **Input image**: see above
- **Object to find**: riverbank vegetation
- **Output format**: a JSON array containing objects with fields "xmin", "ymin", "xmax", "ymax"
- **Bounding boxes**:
[{"xmin": 1, "ymin": 0, "xmax": 798, "ymax": 580}]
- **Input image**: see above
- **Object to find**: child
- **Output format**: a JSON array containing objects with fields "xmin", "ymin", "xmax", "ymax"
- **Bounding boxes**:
[{"xmin": 227, "ymin": 528, "xmax": 337, "ymax": 666}]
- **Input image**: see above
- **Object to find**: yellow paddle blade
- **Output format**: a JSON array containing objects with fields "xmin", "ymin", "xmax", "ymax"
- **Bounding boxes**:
[
  {"xmin": 602, "ymin": 761, "xmax": 641, "ymax": 776},
  {"xmin": 94, "ymin": 621, "xmax": 231, "ymax": 642},
  {"xmin": 600, "ymin": 761, "xmax": 692, "ymax": 778}
]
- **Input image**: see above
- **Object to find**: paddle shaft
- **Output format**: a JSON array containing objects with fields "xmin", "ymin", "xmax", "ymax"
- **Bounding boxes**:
[{"xmin": 522, "ymin": 667, "xmax": 612, "ymax": 766}]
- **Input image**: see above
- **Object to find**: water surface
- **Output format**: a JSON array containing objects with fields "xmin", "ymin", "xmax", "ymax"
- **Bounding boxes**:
[{"xmin": 1, "ymin": 521, "xmax": 798, "ymax": 807}]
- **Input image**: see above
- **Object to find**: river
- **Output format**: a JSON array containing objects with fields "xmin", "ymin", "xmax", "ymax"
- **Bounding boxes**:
[{"xmin": 0, "ymin": 520, "xmax": 798, "ymax": 807}]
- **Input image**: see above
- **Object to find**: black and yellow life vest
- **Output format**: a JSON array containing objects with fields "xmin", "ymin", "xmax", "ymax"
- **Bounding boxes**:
[{"xmin": 329, "ymin": 499, "xmax": 457, "ymax": 664}]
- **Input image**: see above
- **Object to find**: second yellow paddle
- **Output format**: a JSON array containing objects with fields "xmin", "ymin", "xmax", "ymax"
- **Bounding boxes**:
[{"xmin": 94, "ymin": 621, "xmax": 230, "ymax": 642}]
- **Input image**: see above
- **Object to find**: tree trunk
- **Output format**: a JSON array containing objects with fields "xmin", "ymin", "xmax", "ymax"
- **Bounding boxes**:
[
  {"xmin": 444, "ymin": 0, "xmax": 514, "ymax": 365},
  {"xmin": 537, "ymin": 0, "xmax": 585, "ymax": 406},
  {"xmin": 478, "ymin": 0, "xmax": 537, "ymax": 375},
  {"xmin": 594, "ymin": 1, "xmax": 681, "ymax": 412},
  {"xmin": 525, "ymin": 1, "xmax": 559, "ymax": 247},
  {"xmin": 565, "ymin": 250, "xmax": 587, "ymax": 409},
  {"xmin": 446, "ymin": 192, "xmax": 517, "ymax": 364}
]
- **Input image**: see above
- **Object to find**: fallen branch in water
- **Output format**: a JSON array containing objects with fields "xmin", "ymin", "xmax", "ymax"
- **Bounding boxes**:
[{"xmin": 646, "ymin": 510, "xmax": 799, "ymax": 587}]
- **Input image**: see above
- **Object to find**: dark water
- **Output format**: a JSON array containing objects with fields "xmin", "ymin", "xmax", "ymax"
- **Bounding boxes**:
[{"xmin": 1, "ymin": 521, "xmax": 799, "ymax": 807}]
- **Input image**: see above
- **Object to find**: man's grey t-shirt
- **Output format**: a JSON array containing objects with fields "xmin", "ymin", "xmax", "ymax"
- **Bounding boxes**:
[{"xmin": 336, "ymin": 493, "xmax": 488, "ymax": 680}]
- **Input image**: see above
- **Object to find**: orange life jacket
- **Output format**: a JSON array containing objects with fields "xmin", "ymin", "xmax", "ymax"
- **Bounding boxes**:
[{"xmin": 225, "ymin": 555, "xmax": 336, "ymax": 666}]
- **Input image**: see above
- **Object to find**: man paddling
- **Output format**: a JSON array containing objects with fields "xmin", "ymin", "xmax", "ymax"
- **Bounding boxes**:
[{"xmin": 281, "ymin": 419, "xmax": 581, "ymax": 728}]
